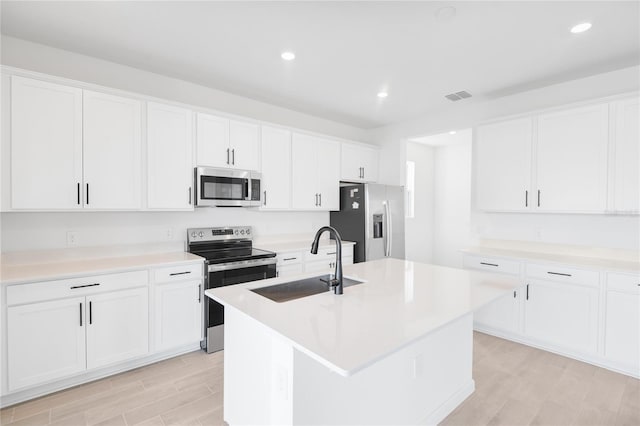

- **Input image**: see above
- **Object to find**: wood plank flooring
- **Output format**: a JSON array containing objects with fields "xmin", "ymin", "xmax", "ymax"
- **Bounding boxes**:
[{"xmin": 1, "ymin": 332, "xmax": 638, "ymax": 425}]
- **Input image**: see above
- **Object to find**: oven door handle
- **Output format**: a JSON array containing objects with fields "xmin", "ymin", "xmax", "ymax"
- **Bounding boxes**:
[{"xmin": 208, "ymin": 257, "xmax": 277, "ymax": 272}]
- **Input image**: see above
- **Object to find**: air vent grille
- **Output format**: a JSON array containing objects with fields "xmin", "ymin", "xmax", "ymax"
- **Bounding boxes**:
[{"xmin": 445, "ymin": 91, "xmax": 472, "ymax": 101}]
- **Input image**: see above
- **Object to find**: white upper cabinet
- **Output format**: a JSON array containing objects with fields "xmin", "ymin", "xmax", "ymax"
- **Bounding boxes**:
[
  {"xmin": 475, "ymin": 118, "xmax": 533, "ymax": 211},
  {"xmin": 82, "ymin": 90, "xmax": 142, "ymax": 210},
  {"xmin": 229, "ymin": 120, "xmax": 260, "ymax": 171},
  {"xmin": 611, "ymin": 97, "xmax": 639, "ymax": 213},
  {"xmin": 196, "ymin": 113, "xmax": 229, "ymax": 168},
  {"xmin": 535, "ymin": 104, "xmax": 609, "ymax": 212},
  {"xmin": 10, "ymin": 76, "xmax": 83, "ymax": 209},
  {"xmin": 196, "ymin": 113, "xmax": 259, "ymax": 170},
  {"xmin": 291, "ymin": 133, "xmax": 340, "ymax": 210},
  {"xmin": 260, "ymin": 126, "xmax": 291, "ymax": 209},
  {"xmin": 341, "ymin": 143, "xmax": 379, "ymax": 183},
  {"xmin": 147, "ymin": 102, "xmax": 194, "ymax": 210}
]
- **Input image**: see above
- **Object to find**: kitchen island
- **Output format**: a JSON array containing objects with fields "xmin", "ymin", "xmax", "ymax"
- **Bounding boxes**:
[{"xmin": 206, "ymin": 258, "xmax": 520, "ymax": 425}]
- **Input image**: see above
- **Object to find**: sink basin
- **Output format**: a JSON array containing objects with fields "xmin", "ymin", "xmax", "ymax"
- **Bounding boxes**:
[{"xmin": 251, "ymin": 274, "xmax": 364, "ymax": 303}]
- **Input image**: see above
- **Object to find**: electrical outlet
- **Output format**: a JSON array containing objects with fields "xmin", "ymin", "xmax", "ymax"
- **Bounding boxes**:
[
  {"xmin": 166, "ymin": 228, "xmax": 173, "ymax": 240},
  {"xmin": 67, "ymin": 231, "xmax": 78, "ymax": 246}
]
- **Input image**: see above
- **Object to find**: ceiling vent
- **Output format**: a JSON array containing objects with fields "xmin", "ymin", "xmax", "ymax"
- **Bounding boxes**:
[{"xmin": 445, "ymin": 91, "xmax": 472, "ymax": 102}]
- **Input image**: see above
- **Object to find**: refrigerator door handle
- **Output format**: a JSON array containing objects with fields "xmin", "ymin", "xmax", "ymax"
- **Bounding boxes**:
[
  {"xmin": 383, "ymin": 201, "xmax": 391, "ymax": 257},
  {"xmin": 387, "ymin": 200, "xmax": 392, "ymax": 257}
]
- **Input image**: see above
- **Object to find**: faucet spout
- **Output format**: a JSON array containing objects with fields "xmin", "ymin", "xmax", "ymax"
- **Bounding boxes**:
[{"xmin": 310, "ymin": 226, "xmax": 343, "ymax": 295}]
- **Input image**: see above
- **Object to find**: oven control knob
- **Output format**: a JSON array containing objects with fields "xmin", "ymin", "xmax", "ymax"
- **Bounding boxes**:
[
  {"xmin": 246, "ymin": 229, "xmax": 251, "ymax": 235},
  {"xmin": 235, "ymin": 230, "xmax": 239, "ymax": 235},
  {"xmin": 240, "ymin": 229, "xmax": 245, "ymax": 235},
  {"xmin": 198, "ymin": 231, "xmax": 204, "ymax": 238},
  {"xmin": 191, "ymin": 231, "xmax": 197, "ymax": 238}
]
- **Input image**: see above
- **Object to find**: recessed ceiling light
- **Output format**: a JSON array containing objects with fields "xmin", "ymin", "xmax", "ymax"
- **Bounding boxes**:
[
  {"xmin": 377, "ymin": 92, "xmax": 388, "ymax": 98},
  {"xmin": 281, "ymin": 51, "xmax": 296, "ymax": 61},
  {"xmin": 570, "ymin": 22, "xmax": 592, "ymax": 34},
  {"xmin": 449, "ymin": 131, "xmax": 457, "ymax": 135}
]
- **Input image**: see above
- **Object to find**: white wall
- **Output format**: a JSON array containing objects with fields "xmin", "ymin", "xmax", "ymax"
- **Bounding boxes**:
[
  {"xmin": 0, "ymin": 210, "xmax": 328, "ymax": 252},
  {"xmin": 405, "ymin": 142, "xmax": 434, "ymax": 264},
  {"xmin": 433, "ymin": 140, "xmax": 472, "ymax": 268},
  {"xmin": 373, "ymin": 67, "xmax": 640, "ymax": 252}
]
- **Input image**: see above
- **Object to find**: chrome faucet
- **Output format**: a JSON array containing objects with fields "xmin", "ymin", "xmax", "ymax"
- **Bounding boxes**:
[{"xmin": 310, "ymin": 226, "xmax": 344, "ymax": 295}]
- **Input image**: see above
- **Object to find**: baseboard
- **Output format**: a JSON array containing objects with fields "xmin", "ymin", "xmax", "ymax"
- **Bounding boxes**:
[
  {"xmin": 0, "ymin": 342, "xmax": 201, "ymax": 408},
  {"xmin": 422, "ymin": 380, "xmax": 475, "ymax": 426},
  {"xmin": 474, "ymin": 325, "xmax": 640, "ymax": 379}
]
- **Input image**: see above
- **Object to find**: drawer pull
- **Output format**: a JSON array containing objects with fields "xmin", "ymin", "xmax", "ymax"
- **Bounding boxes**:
[
  {"xmin": 283, "ymin": 257, "xmax": 297, "ymax": 261},
  {"xmin": 169, "ymin": 271, "xmax": 192, "ymax": 276},
  {"xmin": 89, "ymin": 301, "xmax": 93, "ymax": 325},
  {"xmin": 480, "ymin": 262, "xmax": 499, "ymax": 267},
  {"xmin": 547, "ymin": 271, "xmax": 572, "ymax": 277},
  {"xmin": 526, "ymin": 284, "xmax": 529, "ymax": 300},
  {"xmin": 327, "ymin": 252, "xmax": 336, "ymax": 255},
  {"xmin": 70, "ymin": 283, "xmax": 100, "ymax": 290},
  {"xmin": 79, "ymin": 302, "xmax": 83, "ymax": 326}
]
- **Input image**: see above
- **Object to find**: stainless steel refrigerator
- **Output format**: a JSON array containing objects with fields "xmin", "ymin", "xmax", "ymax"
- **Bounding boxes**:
[{"xmin": 330, "ymin": 183, "xmax": 405, "ymax": 263}]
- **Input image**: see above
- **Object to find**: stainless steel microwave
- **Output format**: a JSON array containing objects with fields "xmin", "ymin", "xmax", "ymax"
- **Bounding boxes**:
[{"xmin": 194, "ymin": 167, "xmax": 262, "ymax": 207}]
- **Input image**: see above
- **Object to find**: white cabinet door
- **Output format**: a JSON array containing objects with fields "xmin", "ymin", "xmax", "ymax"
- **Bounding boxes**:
[
  {"xmin": 10, "ymin": 76, "xmax": 83, "ymax": 209},
  {"xmin": 605, "ymin": 290, "xmax": 639, "ymax": 370},
  {"xmin": 196, "ymin": 113, "xmax": 229, "ymax": 168},
  {"xmin": 341, "ymin": 143, "xmax": 379, "ymax": 183},
  {"xmin": 86, "ymin": 288, "xmax": 149, "ymax": 369},
  {"xmin": 475, "ymin": 118, "xmax": 532, "ymax": 211},
  {"xmin": 261, "ymin": 126, "xmax": 291, "ymax": 209},
  {"xmin": 83, "ymin": 91, "xmax": 142, "ymax": 209},
  {"xmin": 524, "ymin": 279, "xmax": 598, "ymax": 354},
  {"xmin": 474, "ymin": 289, "xmax": 521, "ymax": 334},
  {"xmin": 291, "ymin": 133, "xmax": 319, "ymax": 209},
  {"xmin": 612, "ymin": 97, "xmax": 639, "ymax": 213},
  {"xmin": 7, "ymin": 297, "xmax": 86, "ymax": 390},
  {"xmin": 536, "ymin": 104, "xmax": 609, "ymax": 212},
  {"xmin": 147, "ymin": 102, "xmax": 194, "ymax": 210},
  {"xmin": 155, "ymin": 280, "xmax": 202, "ymax": 351},
  {"xmin": 315, "ymin": 137, "xmax": 341, "ymax": 210},
  {"xmin": 229, "ymin": 120, "xmax": 259, "ymax": 171}
]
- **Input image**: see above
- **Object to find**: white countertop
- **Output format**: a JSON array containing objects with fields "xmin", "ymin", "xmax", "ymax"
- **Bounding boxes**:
[
  {"xmin": 206, "ymin": 258, "xmax": 520, "ymax": 376},
  {"xmin": 0, "ymin": 252, "xmax": 204, "ymax": 285},
  {"xmin": 462, "ymin": 246, "xmax": 640, "ymax": 273}
]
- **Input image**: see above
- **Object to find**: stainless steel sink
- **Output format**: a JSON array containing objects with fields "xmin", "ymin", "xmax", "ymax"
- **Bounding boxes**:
[{"xmin": 251, "ymin": 274, "xmax": 364, "ymax": 303}]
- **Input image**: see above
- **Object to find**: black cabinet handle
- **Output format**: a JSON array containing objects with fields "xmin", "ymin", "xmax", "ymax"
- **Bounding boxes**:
[
  {"xmin": 362, "ymin": 167, "xmax": 365, "ymax": 179},
  {"xmin": 89, "ymin": 301, "xmax": 93, "ymax": 325},
  {"xmin": 86, "ymin": 183, "xmax": 90, "ymax": 205},
  {"xmin": 319, "ymin": 193, "xmax": 322, "ymax": 206},
  {"xmin": 327, "ymin": 252, "xmax": 336, "ymax": 255},
  {"xmin": 232, "ymin": 149, "xmax": 235, "ymax": 165},
  {"xmin": 169, "ymin": 271, "xmax": 192, "ymax": 276},
  {"xmin": 480, "ymin": 262, "xmax": 499, "ymax": 267},
  {"xmin": 77, "ymin": 183, "xmax": 81, "ymax": 205},
  {"xmin": 226, "ymin": 148, "xmax": 230, "ymax": 165},
  {"xmin": 70, "ymin": 283, "xmax": 100, "ymax": 290},
  {"xmin": 513, "ymin": 290, "xmax": 516, "ymax": 298},
  {"xmin": 264, "ymin": 191, "xmax": 267, "ymax": 206},
  {"xmin": 537, "ymin": 190, "xmax": 540, "ymax": 207},
  {"xmin": 79, "ymin": 302, "xmax": 83, "ymax": 326},
  {"xmin": 188, "ymin": 187, "xmax": 192, "ymax": 205},
  {"xmin": 526, "ymin": 284, "xmax": 529, "ymax": 300},
  {"xmin": 525, "ymin": 190, "xmax": 528, "ymax": 207},
  {"xmin": 547, "ymin": 271, "xmax": 572, "ymax": 277},
  {"xmin": 198, "ymin": 284, "xmax": 201, "ymax": 303},
  {"xmin": 283, "ymin": 257, "xmax": 297, "ymax": 261}
]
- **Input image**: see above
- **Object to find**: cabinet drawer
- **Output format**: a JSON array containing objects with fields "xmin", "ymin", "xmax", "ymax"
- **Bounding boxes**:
[
  {"xmin": 607, "ymin": 272, "xmax": 640, "ymax": 293},
  {"xmin": 303, "ymin": 246, "xmax": 341, "ymax": 262},
  {"xmin": 276, "ymin": 251, "xmax": 304, "ymax": 266},
  {"xmin": 526, "ymin": 263, "xmax": 600, "ymax": 287},
  {"xmin": 153, "ymin": 262, "xmax": 203, "ymax": 283},
  {"xmin": 463, "ymin": 255, "xmax": 521, "ymax": 276},
  {"xmin": 6, "ymin": 270, "xmax": 149, "ymax": 306}
]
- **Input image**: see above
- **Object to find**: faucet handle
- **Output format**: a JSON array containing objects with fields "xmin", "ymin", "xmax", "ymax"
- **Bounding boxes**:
[{"xmin": 319, "ymin": 276, "xmax": 339, "ymax": 288}]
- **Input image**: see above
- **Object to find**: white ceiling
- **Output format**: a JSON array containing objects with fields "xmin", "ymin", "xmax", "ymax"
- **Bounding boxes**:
[{"xmin": 2, "ymin": 1, "xmax": 638, "ymax": 129}]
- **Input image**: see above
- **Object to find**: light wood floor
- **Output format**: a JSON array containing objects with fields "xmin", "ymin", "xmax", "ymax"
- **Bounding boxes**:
[{"xmin": 1, "ymin": 333, "xmax": 638, "ymax": 426}]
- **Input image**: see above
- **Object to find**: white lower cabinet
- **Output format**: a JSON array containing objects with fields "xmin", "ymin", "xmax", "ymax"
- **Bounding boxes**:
[
  {"xmin": 604, "ymin": 273, "xmax": 640, "ymax": 372},
  {"xmin": 7, "ymin": 297, "xmax": 87, "ymax": 391},
  {"xmin": 155, "ymin": 280, "xmax": 202, "ymax": 351},
  {"xmin": 523, "ymin": 278, "xmax": 599, "ymax": 354},
  {"xmin": 86, "ymin": 288, "xmax": 149, "ymax": 369},
  {"xmin": 474, "ymin": 291, "xmax": 521, "ymax": 334}
]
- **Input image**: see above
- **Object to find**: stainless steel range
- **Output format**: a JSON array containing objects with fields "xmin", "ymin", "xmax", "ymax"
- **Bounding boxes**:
[{"xmin": 187, "ymin": 226, "xmax": 276, "ymax": 353}]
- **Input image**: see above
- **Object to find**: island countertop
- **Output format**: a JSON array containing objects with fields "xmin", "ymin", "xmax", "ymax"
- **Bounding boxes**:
[{"xmin": 206, "ymin": 258, "xmax": 521, "ymax": 376}]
